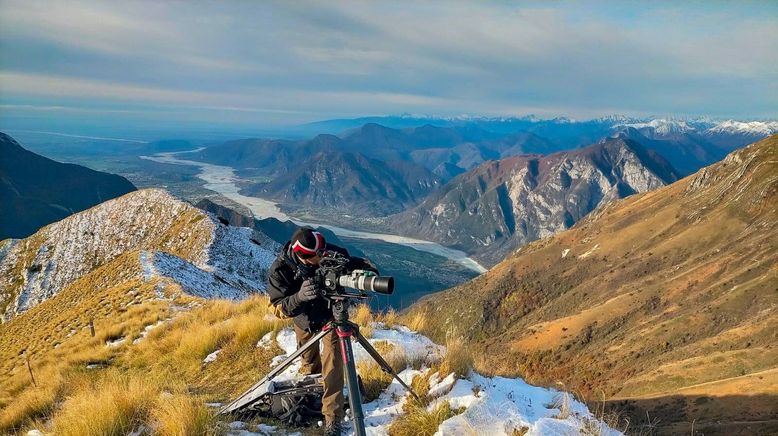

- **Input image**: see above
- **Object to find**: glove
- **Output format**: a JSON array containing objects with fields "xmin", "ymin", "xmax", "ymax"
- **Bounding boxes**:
[{"xmin": 296, "ymin": 279, "xmax": 319, "ymax": 303}]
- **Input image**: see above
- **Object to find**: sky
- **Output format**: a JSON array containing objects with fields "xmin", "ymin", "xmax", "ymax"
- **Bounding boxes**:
[{"xmin": 0, "ymin": 0, "xmax": 776, "ymax": 135}]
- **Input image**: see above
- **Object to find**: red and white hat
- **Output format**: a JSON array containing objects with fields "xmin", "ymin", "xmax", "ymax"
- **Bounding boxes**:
[{"xmin": 291, "ymin": 227, "xmax": 326, "ymax": 258}]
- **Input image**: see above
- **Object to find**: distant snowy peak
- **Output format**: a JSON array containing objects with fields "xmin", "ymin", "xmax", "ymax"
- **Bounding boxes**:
[
  {"xmin": 615, "ymin": 118, "xmax": 778, "ymax": 140},
  {"xmin": 704, "ymin": 120, "xmax": 778, "ymax": 136},
  {"xmin": 618, "ymin": 118, "xmax": 698, "ymax": 135}
]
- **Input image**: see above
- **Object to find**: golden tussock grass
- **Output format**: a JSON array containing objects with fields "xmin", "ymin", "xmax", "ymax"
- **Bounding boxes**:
[
  {"xmin": 404, "ymin": 311, "xmax": 427, "ymax": 332},
  {"xmin": 151, "ymin": 393, "xmax": 217, "ymax": 436},
  {"xmin": 52, "ymin": 370, "xmax": 160, "ymax": 436},
  {"xmin": 375, "ymin": 308, "xmax": 398, "ymax": 327},
  {"xmin": 351, "ymin": 304, "xmax": 374, "ymax": 338},
  {"xmin": 388, "ymin": 400, "xmax": 463, "ymax": 436},
  {"xmin": 0, "ymin": 282, "xmax": 283, "ymax": 434},
  {"xmin": 357, "ymin": 361, "xmax": 393, "ymax": 402},
  {"xmin": 439, "ymin": 336, "xmax": 473, "ymax": 378},
  {"xmin": 0, "ymin": 382, "xmax": 59, "ymax": 433}
]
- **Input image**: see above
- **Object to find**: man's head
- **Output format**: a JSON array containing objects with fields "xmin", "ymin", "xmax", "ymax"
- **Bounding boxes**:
[{"xmin": 291, "ymin": 227, "xmax": 326, "ymax": 265}]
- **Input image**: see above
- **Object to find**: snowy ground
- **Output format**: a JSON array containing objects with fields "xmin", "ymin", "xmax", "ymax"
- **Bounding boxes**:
[{"xmin": 222, "ymin": 325, "xmax": 621, "ymax": 436}]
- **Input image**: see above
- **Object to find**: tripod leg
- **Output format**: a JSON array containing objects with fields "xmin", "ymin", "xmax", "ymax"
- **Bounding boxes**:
[
  {"xmin": 338, "ymin": 329, "xmax": 367, "ymax": 436},
  {"xmin": 353, "ymin": 330, "xmax": 421, "ymax": 401},
  {"xmin": 220, "ymin": 326, "xmax": 332, "ymax": 415}
]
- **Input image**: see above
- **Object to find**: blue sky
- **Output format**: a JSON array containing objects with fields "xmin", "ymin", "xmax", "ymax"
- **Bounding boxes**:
[{"xmin": 0, "ymin": 0, "xmax": 776, "ymax": 134}]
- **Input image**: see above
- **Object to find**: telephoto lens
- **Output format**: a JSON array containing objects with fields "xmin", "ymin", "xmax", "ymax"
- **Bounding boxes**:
[{"xmin": 337, "ymin": 270, "xmax": 394, "ymax": 294}]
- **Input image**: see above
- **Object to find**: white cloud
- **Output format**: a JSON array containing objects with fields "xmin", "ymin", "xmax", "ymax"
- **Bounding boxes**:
[{"xmin": 0, "ymin": 0, "xmax": 776, "ymax": 125}]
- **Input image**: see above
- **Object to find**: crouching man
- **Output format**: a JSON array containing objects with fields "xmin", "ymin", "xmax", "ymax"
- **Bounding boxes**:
[{"xmin": 267, "ymin": 227, "xmax": 377, "ymax": 436}]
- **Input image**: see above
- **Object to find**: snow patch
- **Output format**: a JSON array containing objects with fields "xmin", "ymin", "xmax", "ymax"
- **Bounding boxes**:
[
  {"xmin": 254, "ymin": 325, "xmax": 619, "ymax": 435},
  {"xmin": 578, "ymin": 244, "xmax": 600, "ymax": 259},
  {"xmin": 204, "ymin": 349, "xmax": 222, "ymax": 364},
  {"xmin": 106, "ymin": 337, "xmax": 126, "ymax": 347}
]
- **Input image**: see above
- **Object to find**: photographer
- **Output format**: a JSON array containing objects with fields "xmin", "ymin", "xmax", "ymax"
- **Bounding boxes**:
[{"xmin": 267, "ymin": 227, "xmax": 377, "ymax": 436}]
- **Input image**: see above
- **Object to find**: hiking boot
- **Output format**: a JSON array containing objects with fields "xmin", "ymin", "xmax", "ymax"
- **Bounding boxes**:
[{"xmin": 323, "ymin": 420, "xmax": 343, "ymax": 436}]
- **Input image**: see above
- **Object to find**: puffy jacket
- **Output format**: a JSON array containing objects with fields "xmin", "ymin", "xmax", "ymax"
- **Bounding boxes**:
[{"xmin": 267, "ymin": 242, "xmax": 377, "ymax": 332}]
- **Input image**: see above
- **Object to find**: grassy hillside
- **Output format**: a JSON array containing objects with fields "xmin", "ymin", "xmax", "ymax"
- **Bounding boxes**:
[
  {"xmin": 0, "ymin": 253, "xmax": 287, "ymax": 434},
  {"xmin": 405, "ymin": 135, "xmax": 778, "ymax": 435}
]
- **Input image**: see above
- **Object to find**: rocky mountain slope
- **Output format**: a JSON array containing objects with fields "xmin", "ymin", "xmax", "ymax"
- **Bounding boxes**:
[
  {"xmin": 0, "ymin": 188, "xmax": 278, "ymax": 321},
  {"xmin": 0, "ymin": 132, "xmax": 137, "ymax": 240},
  {"xmin": 243, "ymin": 150, "xmax": 442, "ymax": 216},
  {"xmin": 405, "ymin": 134, "xmax": 778, "ymax": 435},
  {"xmin": 394, "ymin": 138, "xmax": 679, "ymax": 266}
]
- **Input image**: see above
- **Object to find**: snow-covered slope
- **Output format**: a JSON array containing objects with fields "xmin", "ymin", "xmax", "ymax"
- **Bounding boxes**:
[
  {"xmin": 703, "ymin": 120, "xmax": 778, "ymax": 137},
  {"xmin": 222, "ymin": 325, "xmax": 621, "ymax": 436},
  {"xmin": 0, "ymin": 188, "xmax": 279, "ymax": 321}
]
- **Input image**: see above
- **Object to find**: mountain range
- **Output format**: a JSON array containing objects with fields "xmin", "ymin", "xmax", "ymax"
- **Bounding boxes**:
[
  {"xmin": 405, "ymin": 134, "xmax": 778, "ymax": 434},
  {"xmin": 393, "ymin": 138, "xmax": 679, "ymax": 266},
  {"xmin": 0, "ymin": 132, "xmax": 137, "ymax": 240},
  {"xmin": 187, "ymin": 117, "xmax": 776, "ymax": 223}
]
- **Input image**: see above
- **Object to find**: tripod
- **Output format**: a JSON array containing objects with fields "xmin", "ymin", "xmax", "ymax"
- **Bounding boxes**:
[{"xmin": 221, "ymin": 297, "xmax": 419, "ymax": 436}]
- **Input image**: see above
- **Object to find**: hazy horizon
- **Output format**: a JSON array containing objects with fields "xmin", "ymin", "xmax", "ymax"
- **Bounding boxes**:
[{"xmin": 1, "ymin": 0, "xmax": 777, "ymax": 136}]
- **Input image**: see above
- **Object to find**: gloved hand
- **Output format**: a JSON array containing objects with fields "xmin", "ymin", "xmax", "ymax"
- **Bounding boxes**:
[{"xmin": 296, "ymin": 279, "xmax": 319, "ymax": 302}]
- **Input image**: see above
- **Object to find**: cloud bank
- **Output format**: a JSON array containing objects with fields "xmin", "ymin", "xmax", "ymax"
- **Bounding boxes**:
[{"xmin": 0, "ymin": 0, "xmax": 776, "ymax": 131}]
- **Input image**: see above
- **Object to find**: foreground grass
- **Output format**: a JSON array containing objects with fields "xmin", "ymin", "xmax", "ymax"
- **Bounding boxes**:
[
  {"xmin": 0, "ymin": 287, "xmax": 288, "ymax": 435},
  {"xmin": 2, "ymin": 292, "xmax": 472, "ymax": 435}
]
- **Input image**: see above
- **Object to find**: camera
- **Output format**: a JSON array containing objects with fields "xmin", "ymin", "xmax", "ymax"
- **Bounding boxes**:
[{"xmin": 316, "ymin": 251, "xmax": 394, "ymax": 296}]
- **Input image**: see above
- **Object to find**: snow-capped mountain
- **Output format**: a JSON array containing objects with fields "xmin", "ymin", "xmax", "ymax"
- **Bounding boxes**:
[
  {"xmin": 0, "ymin": 188, "xmax": 279, "ymax": 321},
  {"xmin": 618, "ymin": 118, "xmax": 699, "ymax": 136},
  {"xmin": 703, "ymin": 119, "xmax": 778, "ymax": 137}
]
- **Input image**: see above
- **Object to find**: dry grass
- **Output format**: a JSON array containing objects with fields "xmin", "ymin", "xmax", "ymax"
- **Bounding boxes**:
[
  {"xmin": 357, "ymin": 361, "xmax": 393, "ymax": 402},
  {"xmin": 0, "ymin": 269, "xmax": 284, "ymax": 435},
  {"xmin": 0, "ymin": 382, "xmax": 59, "ymax": 433},
  {"xmin": 388, "ymin": 400, "xmax": 463, "ymax": 436},
  {"xmin": 352, "ymin": 304, "xmax": 374, "ymax": 337},
  {"xmin": 405, "ymin": 311, "xmax": 427, "ymax": 332},
  {"xmin": 439, "ymin": 336, "xmax": 473, "ymax": 378},
  {"xmin": 375, "ymin": 308, "xmax": 399, "ymax": 327},
  {"xmin": 151, "ymin": 393, "xmax": 217, "ymax": 436},
  {"xmin": 52, "ymin": 370, "xmax": 160, "ymax": 436},
  {"xmin": 551, "ymin": 391, "xmax": 572, "ymax": 420}
]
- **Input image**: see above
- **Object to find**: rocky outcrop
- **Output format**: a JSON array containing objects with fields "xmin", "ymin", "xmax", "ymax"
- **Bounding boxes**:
[{"xmin": 393, "ymin": 138, "xmax": 679, "ymax": 266}]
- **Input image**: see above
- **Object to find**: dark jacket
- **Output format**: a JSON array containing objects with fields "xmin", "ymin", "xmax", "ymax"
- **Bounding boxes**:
[{"xmin": 267, "ymin": 241, "xmax": 377, "ymax": 332}]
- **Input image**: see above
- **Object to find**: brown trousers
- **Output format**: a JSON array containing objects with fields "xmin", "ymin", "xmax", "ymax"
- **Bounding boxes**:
[{"xmin": 293, "ymin": 324, "xmax": 344, "ymax": 422}]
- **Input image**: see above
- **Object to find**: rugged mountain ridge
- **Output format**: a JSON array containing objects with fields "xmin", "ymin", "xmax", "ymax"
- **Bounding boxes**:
[
  {"xmin": 0, "ymin": 132, "xmax": 137, "ymax": 240},
  {"xmin": 406, "ymin": 135, "xmax": 778, "ymax": 434},
  {"xmin": 0, "ymin": 189, "xmax": 278, "ymax": 321},
  {"xmin": 394, "ymin": 138, "xmax": 679, "ymax": 266},
  {"xmin": 244, "ymin": 150, "xmax": 442, "ymax": 216}
]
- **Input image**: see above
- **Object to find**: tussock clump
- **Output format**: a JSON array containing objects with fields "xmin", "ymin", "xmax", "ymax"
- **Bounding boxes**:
[
  {"xmin": 52, "ymin": 370, "xmax": 161, "ymax": 436},
  {"xmin": 439, "ymin": 336, "xmax": 473, "ymax": 378},
  {"xmin": 376, "ymin": 308, "xmax": 398, "ymax": 327},
  {"xmin": 405, "ymin": 311, "xmax": 427, "ymax": 332},
  {"xmin": 352, "ymin": 304, "xmax": 374, "ymax": 337},
  {"xmin": 388, "ymin": 400, "xmax": 464, "ymax": 436},
  {"xmin": 151, "ymin": 393, "xmax": 216, "ymax": 436},
  {"xmin": 0, "ymin": 383, "xmax": 59, "ymax": 433},
  {"xmin": 357, "ymin": 361, "xmax": 393, "ymax": 402}
]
